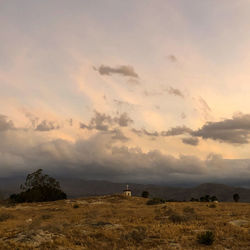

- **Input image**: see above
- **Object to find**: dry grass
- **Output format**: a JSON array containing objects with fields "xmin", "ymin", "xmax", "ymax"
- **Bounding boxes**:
[{"xmin": 0, "ymin": 195, "xmax": 249, "ymax": 249}]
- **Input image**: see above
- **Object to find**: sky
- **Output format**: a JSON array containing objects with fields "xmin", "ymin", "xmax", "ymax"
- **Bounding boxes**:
[{"xmin": 1, "ymin": 0, "xmax": 250, "ymax": 187}]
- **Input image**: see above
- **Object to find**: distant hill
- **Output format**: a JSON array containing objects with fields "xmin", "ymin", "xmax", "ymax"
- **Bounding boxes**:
[{"xmin": 1, "ymin": 177, "xmax": 250, "ymax": 202}]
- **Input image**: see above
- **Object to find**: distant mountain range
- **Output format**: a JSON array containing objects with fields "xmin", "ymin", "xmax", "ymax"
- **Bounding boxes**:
[{"xmin": 0, "ymin": 177, "xmax": 249, "ymax": 202}]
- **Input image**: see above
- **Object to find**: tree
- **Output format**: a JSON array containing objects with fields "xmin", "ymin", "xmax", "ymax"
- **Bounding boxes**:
[
  {"xmin": 20, "ymin": 169, "xmax": 60, "ymax": 191},
  {"xmin": 233, "ymin": 193, "xmax": 240, "ymax": 202},
  {"xmin": 141, "ymin": 191, "xmax": 149, "ymax": 198},
  {"xmin": 210, "ymin": 196, "xmax": 218, "ymax": 202},
  {"xmin": 10, "ymin": 169, "xmax": 67, "ymax": 203}
]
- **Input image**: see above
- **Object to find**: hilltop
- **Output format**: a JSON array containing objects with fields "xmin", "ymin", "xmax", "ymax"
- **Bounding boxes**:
[{"xmin": 0, "ymin": 195, "xmax": 249, "ymax": 249}]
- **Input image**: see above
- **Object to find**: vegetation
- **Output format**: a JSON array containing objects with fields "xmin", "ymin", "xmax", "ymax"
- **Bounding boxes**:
[
  {"xmin": 233, "ymin": 193, "xmax": 240, "ymax": 202},
  {"xmin": 9, "ymin": 169, "xmax": 67, "ymax": 203},
  {"xmin": 0, "ymin": 196, "xmax": 249, "ymax": 249},
  {"xmin": 199, "ymin": 194, "xmax": 218, "ymax": 202},
  {"xmin": 197, "ymin": 231, "xmax": 215, "ymax": 245},
  {"xmin": 141, "ymin": 191, "xmax": 149, "ymax": 198},
  {"xmin": 146, "ymin": 197, "xmax": 165, "ymax": 205}
]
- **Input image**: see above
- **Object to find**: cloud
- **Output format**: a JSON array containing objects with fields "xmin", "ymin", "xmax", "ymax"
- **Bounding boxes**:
[
  {"xmin": 0, "ymin": 114, "xmax": 14, "ymax": 131},
  {"xmin": 161, "ymin": 126, "xmax": 193, "ymax": 136},
  {"xmin": 36, "ymin": 120, "xmax": 60, "ymax": 131},
  {"xmin": 94, "ymin": 65, "xmax": 139, "ymax": 78},
  {"xmin": 0, "ymin": 129, "xmax": 249, "ymax": 185},
  {"xmin": 80, "ymin": 111, "xmax": 134, "ymax": 131},
  {"xmin": 111, "ymin": 129, "xmax": 129, "ymax": 142},
  {"xmin": 167, "ymin": 54, "xmax": 177, "ymax": 63},
  {"xmin": 131, "ymin": 128, "xmax": 159, "ymax": 137},
  {"xmin": 114, "ymin": 113, "xmax": 133, "ymax": 127},
  {"xmin": 166, "ymin": 87, "xmax": 184, "ymax": 98},
  {"xmin": 182, "ymin": 137, "xmax": 199, "ymax": 146},
  {"xmin": 192, "ymin": 113, "xmax": 250, "ymax": 144}
]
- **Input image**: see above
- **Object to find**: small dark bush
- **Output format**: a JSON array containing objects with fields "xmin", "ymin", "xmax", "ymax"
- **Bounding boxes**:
[
  {"xmin": 124, "ymin": 226, "xmax": 147, "ymax": 243},
  {"xmin": 141, "ymin": 191, "xmax": 149, "ymax": 198},
  {"xmin": 41, "ymin": 214, "xmax": 52, "ymax": 220},
  {"xmin": 183, "ymin": 206, "xmax": 195, "ymax": 214},
  {"xmin": 208, "ymin": 204, "xmax": 216, "ymax": 208},
  {"xmin": 146, "ymin": 198, "xmax": 165, "ymax": 205},
  {"xmin": 0, "ymin": 213, "xmax": 13, "ymax": 222},
  {"xmin": 73, "ymin": 204, "xmax": 79, "ymax": 208},
  {"xmin": 197, "ymin": 231, "xmax": 215, "ymax": 245},
  {"xmin": 169, "ymin": 213, "xmax": 188, "ymax": 223}
]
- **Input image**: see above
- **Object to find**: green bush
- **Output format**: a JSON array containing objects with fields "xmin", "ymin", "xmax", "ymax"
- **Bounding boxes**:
[
  {"xmin": 146, "ymin": 197, "xmax": 165, "ymax": 205},
  {"xmin": 197, "ymin": 231, "xmax": 215, "ymax": 245}
]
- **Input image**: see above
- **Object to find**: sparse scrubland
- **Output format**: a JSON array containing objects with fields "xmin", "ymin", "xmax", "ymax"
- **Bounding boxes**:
[{"xmin": 0, "ymin": 195, "xmax": 249, "ymax": 249}]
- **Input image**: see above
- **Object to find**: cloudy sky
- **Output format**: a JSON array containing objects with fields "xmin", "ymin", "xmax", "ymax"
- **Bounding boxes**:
[{"xmin": 1, "ymin": 0, "xmax": 250, "ymax": 187}]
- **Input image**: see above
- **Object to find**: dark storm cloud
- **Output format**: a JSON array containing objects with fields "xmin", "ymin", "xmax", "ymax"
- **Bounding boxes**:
[
  {"xmin": 192, "ymin": 113, "xmax": 250, "ymax": 144},
  {"xmin": 182, "ymin": 137, "xmax": 199, "ymax": 146},
  {"xmin": 0, "ymin": 114, "xmax": 14, "ymax": 131},
  {"xmin": 80, "ymin": 111, "xmax": 133, "ymax": 131},
  {"xmin": 94, "ymin": 65, "xmax": 139, "ymax": 78},
  {"xmin": 0, "ymin": 130, "xmax": 249, "ymax": 185},
  {"xmin": 35, "ymin": 120, "xmax": 60, "ymax": 131}
]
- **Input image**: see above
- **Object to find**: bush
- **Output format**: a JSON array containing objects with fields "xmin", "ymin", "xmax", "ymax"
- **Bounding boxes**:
[
  {"xmin": 233, "ymin": 193, "xmax": 240, "ymax": 202},
  {"xmin": 0, "ymin": 213, "xmax": 13, "ymax": 222},
  {"xmin": 169, "ymin": 213, "xmax": 188, "ymax": 223},
  {"xmin": 73, "ymin": 204, "xmax": 79, "ymax": 208},
  {"xmin": 41, "ymin": 214, "xmax": 52, "ymax": 220},
  {"xmin": 9, "ymin": 169, "xmax": 67, "ymax": 203},
  {"xmin": 146, "ymin": 197, "xmax": 165, "ymax": 205},
  {"xmin": 208, "ymin": 204, "xmax": 216, "ymax": 208},
  {"xmin": 141, "ymin": 191, "xmax": 149, "ymax": 198},
  {"xmin": 183, "ymin": 206, "xmax": 195, "ymax": 214},
  {"xmin": 197, "ymin": 231, "xmax": 215, "ymax": 245}
]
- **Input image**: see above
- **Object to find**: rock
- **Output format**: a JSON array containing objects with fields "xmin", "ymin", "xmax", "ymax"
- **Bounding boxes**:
[
  {"xmin": 7, "ymin": 230, "xmax": 55, "ymax": 247},
  {"xmin": 25, "ymin": 218, "xmax": 32, "ymax": 223},
  {"xmin": 229, "ymin": 219, "xmax": 249, "ymax": 227}
]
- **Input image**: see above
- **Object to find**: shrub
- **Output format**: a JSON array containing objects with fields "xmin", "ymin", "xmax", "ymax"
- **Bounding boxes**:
[
  {"xmin": 197, "ymin": 231, "xmax": 215, "ymax": 245},
  {"xmin": 73, "ymin": 204, "xmax": 79, "ymax": 209},
  {"xmin": 169, "ymin": 213, "xmax": 188, "ymax": 223},
  {"xmin": 41, "ymin": 214, "xmax": 52, "ymax": 220},
  {"xmin": 208, "ymin": 204, "xmax": 216, "ymax": 208},
  {"xmin": 183, "ymin": 206, "xmax": 195, "ymax": 214},
  {"xmin": 233, "ymin": 193, "xmax": 240, "ymax": 202},
  {"xmin": 0, "ymin": 213, "xmax": 13, "ymax": 222},
  {"xmin": 141, "ymin": 191, "xmax": 149, "ymax": 198},
  {"xmin": 190, "ymin": 197, "xmax": 199, "ymax": 202},
  {"xmin": 9, "ymin": 169, "xmax": 67, "ymax": 203},
  {"xmin": 146, "ymin": 197, "xmax": 165, "ymax": 205}
]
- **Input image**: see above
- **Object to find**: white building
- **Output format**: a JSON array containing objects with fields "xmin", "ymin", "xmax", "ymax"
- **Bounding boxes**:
[{"xmin": 123, "ymin": 184, "xmax": 132, "ymax": 196}]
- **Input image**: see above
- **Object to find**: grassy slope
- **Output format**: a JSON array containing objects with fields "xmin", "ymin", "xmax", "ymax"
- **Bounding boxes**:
[{"xmin": 0, "ymin": 195, "xmax": 249, "ymax": 249}]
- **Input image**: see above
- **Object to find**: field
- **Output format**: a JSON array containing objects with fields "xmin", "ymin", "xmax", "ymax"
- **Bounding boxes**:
[{"xmin": 0, "ymin": 195, "xmax": 249, "ymax": 249}]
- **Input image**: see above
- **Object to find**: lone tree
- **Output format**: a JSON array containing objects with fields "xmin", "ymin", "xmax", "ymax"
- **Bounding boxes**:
[
  {"xmin": 10, "ymin": 169, "xmax": 67, "ymax": 203},
  {"xmin": 233, "ymin": 193, "xmax": 240, "ymax": 202},
  {"xmin": 141, "ymin": 191, "xmax": 149, "ymax": 198}
]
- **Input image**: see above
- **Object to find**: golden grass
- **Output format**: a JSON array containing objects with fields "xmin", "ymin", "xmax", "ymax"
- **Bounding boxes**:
[{"xmin": 0, "ymin": 195, "xmax": 249, "ymax": 249}]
